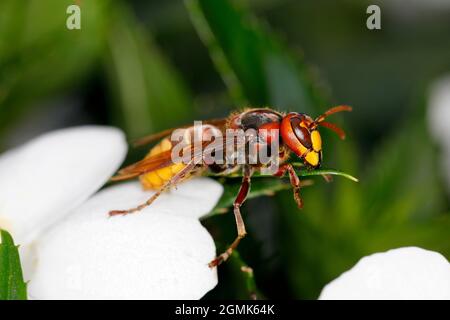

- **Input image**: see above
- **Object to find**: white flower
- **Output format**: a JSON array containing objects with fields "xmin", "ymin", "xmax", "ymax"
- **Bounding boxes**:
[
  {"xmin": 319, "ymin": 247, "xmax": 450, "ymax": 300},
  {"xmin": 0, "ymin": 126, "xmax": 223, "ymax": 299},
  {"xmin": 28, "ymin": 179, "xmax": 222, "ymax": 300},
  {"xmin": 0, "ymin": 126, "xmax": 127, "ymax": 245}
]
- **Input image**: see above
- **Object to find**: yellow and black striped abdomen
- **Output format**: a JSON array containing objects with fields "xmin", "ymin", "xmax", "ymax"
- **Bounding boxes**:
[{"xmin": 140, "ymin": 138, "xmax": 186, "ymax": 190}]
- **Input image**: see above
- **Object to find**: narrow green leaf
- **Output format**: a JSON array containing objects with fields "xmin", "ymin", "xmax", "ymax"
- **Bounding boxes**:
[
  {"xmin": 209, "ymin": 166, "xmax": 358, "ymax": 181},
  {"xmin": 206, "ymin": 168, "xmax": 357, "ymax": 217},
  {"xmin": 207, "ymin": 177, "xmax": 291, "ymax": 217},
  {"xmin": 0, "ymin": 0, "xmax": 111, "ymax": 139},
  {"xmin": 291, "ymin": 165, "xmax": 359, "ymax": 182},
  {"xmin": 185, "ymin": 0, "xmax": 327, "ymax": 112},
  {"xmin": 0, "ymin": 229, "xmax": 27, "ymax": 300},
  {"xmin": 105, "ymin": 4, "xmax": 193, "ymax": 139}
]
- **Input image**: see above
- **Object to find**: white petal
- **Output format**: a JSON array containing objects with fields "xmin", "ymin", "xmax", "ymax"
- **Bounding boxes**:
[
  {"xmin": 145, "ymin": 177, "xmax": 223, "ymax": 219},
  {"xmin": 428, "ymin": 75, "xmax": 450, "ymax": 147},
  {"xmin": 319, "ymin": 247, "xmax": 450, "ymax": 300},
  {"xmin": 0, "ymin": 126, "xmax": 127, "ymax": 245},
  {"xmin": 28, "ymin": 180, "xmax": 220, "ymax": 300},
  {"xmin": 428, "ymin": 75, "xmax": 450, "ymax": 193}
]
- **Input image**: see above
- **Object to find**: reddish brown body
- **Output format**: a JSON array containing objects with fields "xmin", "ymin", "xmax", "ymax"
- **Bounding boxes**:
[{"xmin": 110, "ymin": 106, "xmax": 352, "ymax": 267}]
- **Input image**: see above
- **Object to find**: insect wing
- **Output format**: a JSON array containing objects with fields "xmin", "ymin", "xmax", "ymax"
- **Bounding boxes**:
[
  {"xmin": 132, "ymin": 118, "xmax": 228, "ymax": 147},
  {"xmin": 112, "ymin": 134, "xmax": 245, "ymax": 182},
  {"xmin": 111, "ymin": 149, "xmax": 176, "ymax": 181}
]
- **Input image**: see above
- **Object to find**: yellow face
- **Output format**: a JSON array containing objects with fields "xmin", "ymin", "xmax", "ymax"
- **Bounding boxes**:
[
  {"xmin": 280, "ymin": 113, "xmax": 324, "ymax": 168},
  {"xmin": 303, "ymin": 130, "xmax": 322, "ymax": 168}
]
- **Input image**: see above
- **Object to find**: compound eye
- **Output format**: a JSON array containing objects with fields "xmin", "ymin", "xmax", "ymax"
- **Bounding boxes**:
[{"xmin": 290, "ymin": 117, "xmax": 312, "ymax": 149}]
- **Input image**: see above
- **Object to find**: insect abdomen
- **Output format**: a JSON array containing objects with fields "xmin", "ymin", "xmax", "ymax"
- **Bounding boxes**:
[{"xmin": 140, "ymin": 138, "xmax": 185, "ymax": 190}]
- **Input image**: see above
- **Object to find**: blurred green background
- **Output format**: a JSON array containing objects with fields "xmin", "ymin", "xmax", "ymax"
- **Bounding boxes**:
[{"xmin": 1, "ymin": 0, "xmax": 449, "ymax": 299}]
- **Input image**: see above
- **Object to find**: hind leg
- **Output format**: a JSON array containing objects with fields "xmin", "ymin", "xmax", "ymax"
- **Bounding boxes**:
[{"xmin": 209, "ymin": 166, "xmax": 253, "ymax": 268}]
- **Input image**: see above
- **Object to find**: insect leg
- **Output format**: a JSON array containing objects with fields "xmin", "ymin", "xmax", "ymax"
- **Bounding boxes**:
[
  {"xmin": 208, "ymin": 166, "xmax": 253, "ymax": 268},
  {"xmin": 275, "ymin": 163, "xmax": 303, "ymax": 209},
  {"xmin": 322, "ymin": 174, "xmax": 333, "ymax": 183},
  {"xmin": 109, "ymin": 160, "xmax": 197, "ymax": 216}
]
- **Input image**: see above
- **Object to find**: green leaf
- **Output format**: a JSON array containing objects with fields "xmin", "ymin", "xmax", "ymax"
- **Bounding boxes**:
[
  {"xmin": 0, "ymin": 229, "xmax": 27, "ymax": 300},
  {"xmin": 0, "ymin": 0, "xmax": 111, "ymax": 139},
  {"xmin": 185, "ymin": 0, "xmax": 327, "ymax": 112},
  {"xmin": 292, "ymin": 166, "xmax": 359, "ymax": 182},
  {"xmin": 104, "ymin": 4, "xmax": 193, "ymax": 139},
  {"xmin": 207, "ymin": 177, "xmax": 291, "ymax": 217},
  {"xmin": 206, "ymin": 168, "xmax": 357, "ymax": 217}
]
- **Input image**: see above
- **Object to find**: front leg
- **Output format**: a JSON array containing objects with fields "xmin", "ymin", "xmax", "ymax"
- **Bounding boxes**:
[
  {"xmin": 274, "ymin": 163, "xmax": 303, "ymax": 209},
  {"xmin": 109, "ymin": 160, "xmax": 197, "ymax": 216}
]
